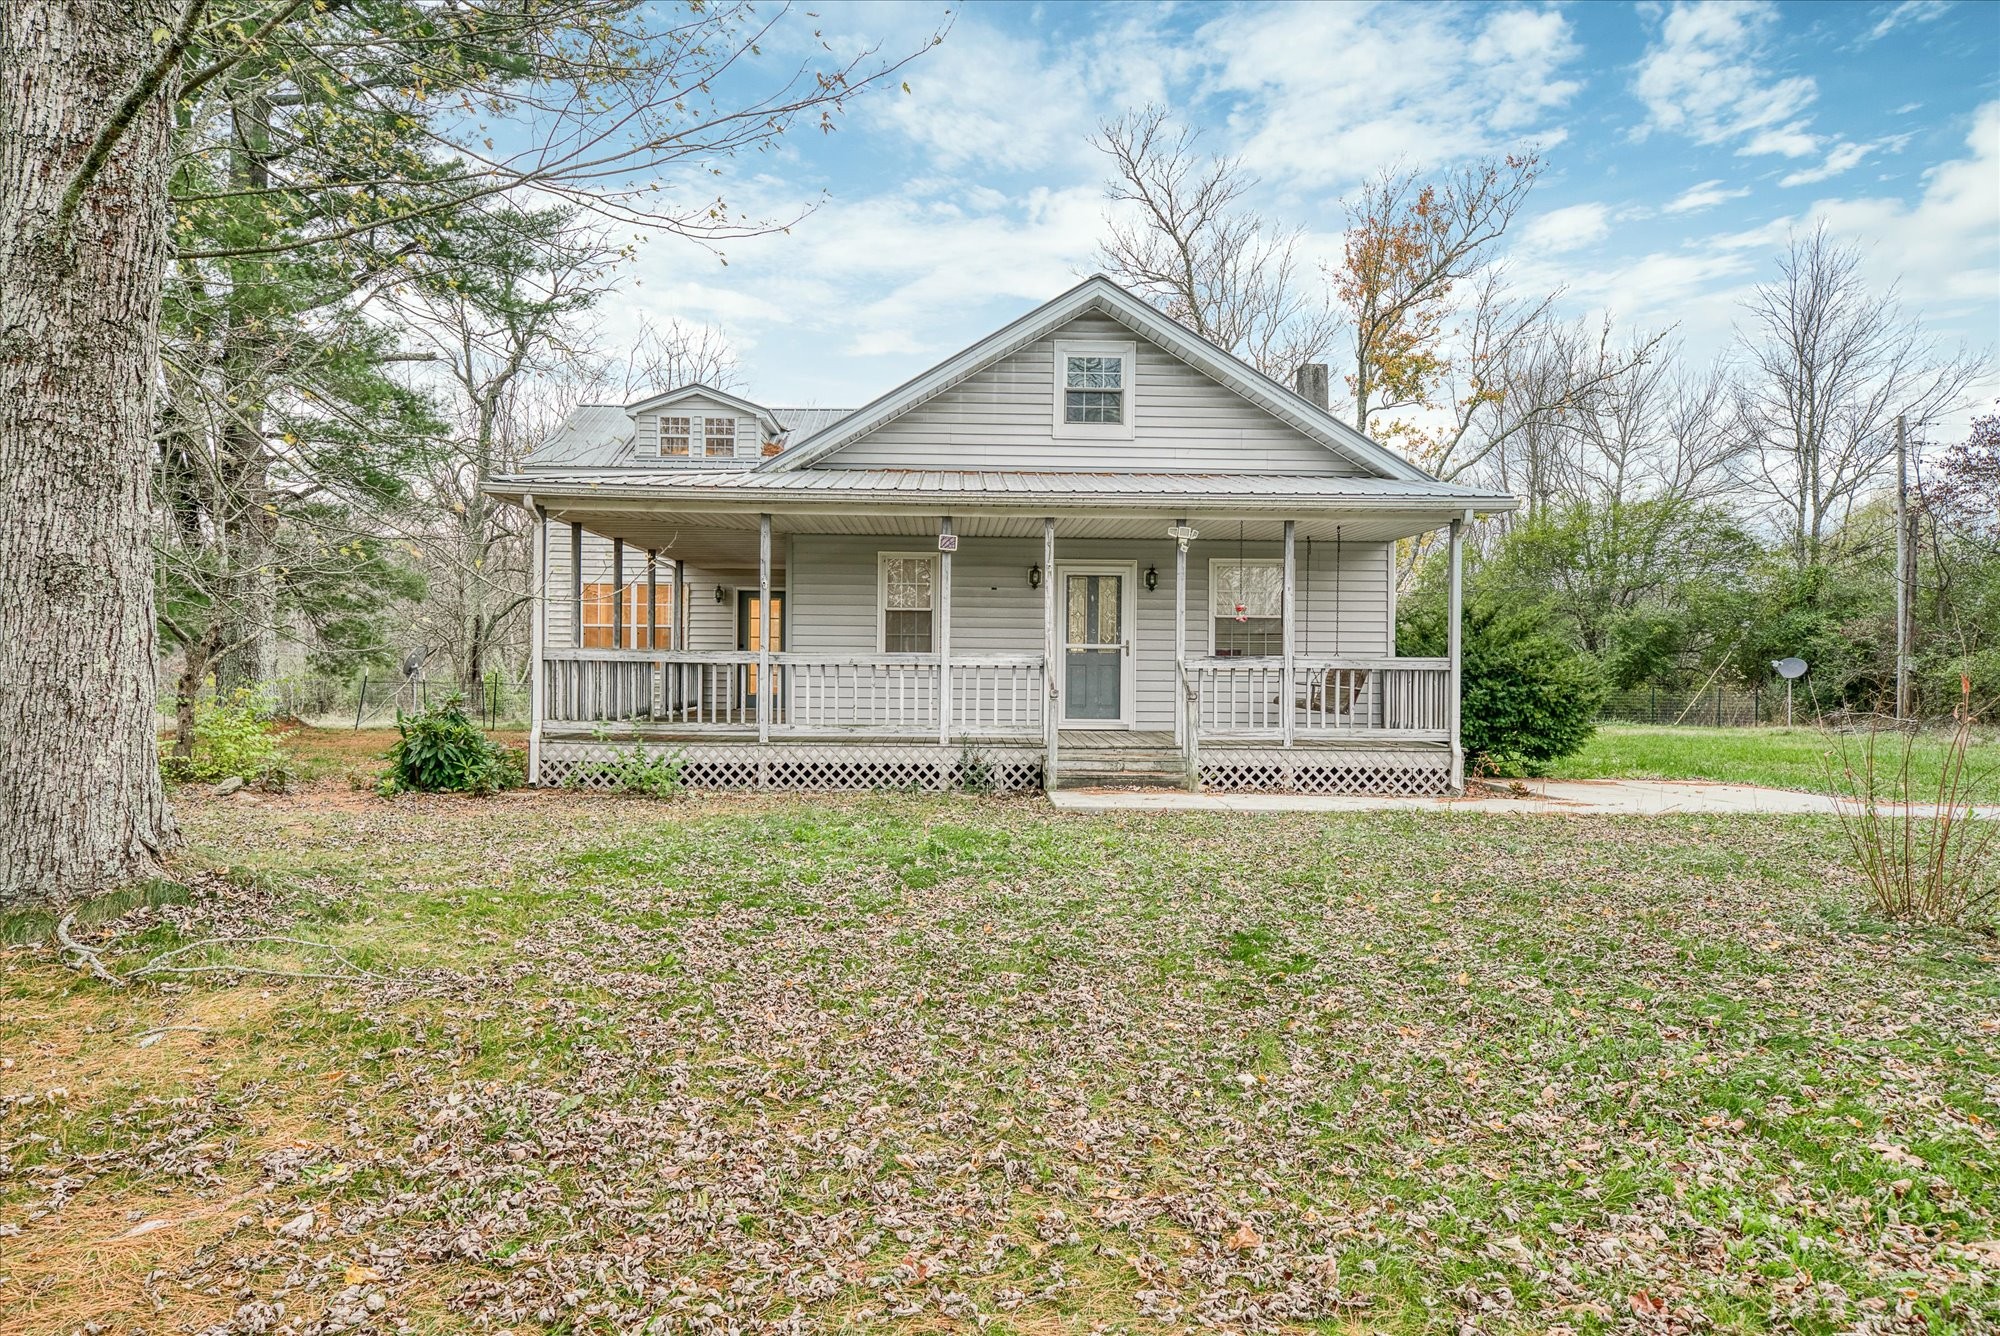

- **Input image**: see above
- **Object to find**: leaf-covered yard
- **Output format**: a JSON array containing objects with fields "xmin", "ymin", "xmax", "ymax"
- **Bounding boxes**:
[{"xmin": 4, "ymin": 789, "xmax": 1997, "ymax": 1334}]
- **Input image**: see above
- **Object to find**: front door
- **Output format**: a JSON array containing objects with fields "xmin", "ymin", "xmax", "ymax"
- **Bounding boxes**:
[{"xmin": 1060, "ymin": 565, "xmax": 1133, "ymax": 727}]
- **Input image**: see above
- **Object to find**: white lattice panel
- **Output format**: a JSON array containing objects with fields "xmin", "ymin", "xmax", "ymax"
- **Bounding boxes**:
[
  {"xmin": 1199, "ymin": 748, "xmax": 1450, "ymax": 796},
  {"xmin": 539, "ymin": 740, "xmax": 1043, "ymax": 793}
]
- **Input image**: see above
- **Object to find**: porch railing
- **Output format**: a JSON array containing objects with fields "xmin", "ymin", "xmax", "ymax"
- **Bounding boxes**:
[
  {"xmin": 543, "ymin": 649, "xmax": 1445, "ymax": 742},
  {"xmin": 1185, "ymin": 655, "xmax": 1451, "ymax": 740},
  {"xmin": 539, "ymin": 649, "xmax": 1045, "ymax": 739}
]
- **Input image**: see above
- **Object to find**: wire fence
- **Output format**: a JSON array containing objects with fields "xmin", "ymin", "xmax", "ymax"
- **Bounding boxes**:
[
  {"xmin": 339, "ymin": 675, "xmax": 532, "ymax": 729},
  {"xmin": 1598, "ymin": 685, "xmax": 1795, "ymax": 728}
]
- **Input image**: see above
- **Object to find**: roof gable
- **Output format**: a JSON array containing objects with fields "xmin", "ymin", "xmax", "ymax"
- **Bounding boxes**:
[{"xmin": 765, "ymin": 276, "xmax": 1432, "ymax": 483}]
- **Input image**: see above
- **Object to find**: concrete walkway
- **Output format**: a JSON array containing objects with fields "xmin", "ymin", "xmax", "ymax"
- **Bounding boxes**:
[{"xmin": 1048, "ymin": 778, "xmax": 1994, "ymax": 817}]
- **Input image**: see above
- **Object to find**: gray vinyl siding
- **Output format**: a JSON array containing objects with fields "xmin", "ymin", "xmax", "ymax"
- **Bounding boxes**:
[
  {"xmin": 821, "ymin": 314, "xmax": 1362, "ymax": 476},
  {"xmin": 787, "ymin": 534, "xmax": 1392, "ymax": 731}
]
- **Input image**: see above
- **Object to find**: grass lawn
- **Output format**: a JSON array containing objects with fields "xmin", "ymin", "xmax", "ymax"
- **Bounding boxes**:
[
  {"xmin": 1550, "ymin": 724, "xmax": 2000, "ymax": 801},
  {"xmin": 3, "ymin": 761, "xmax": 1997, "ymax": 1331}
]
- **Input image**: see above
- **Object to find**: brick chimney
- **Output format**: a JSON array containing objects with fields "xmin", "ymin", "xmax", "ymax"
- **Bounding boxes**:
[{"xmin": 1294, "ymin": 363, "xmax": 1329, "ymax": 410}]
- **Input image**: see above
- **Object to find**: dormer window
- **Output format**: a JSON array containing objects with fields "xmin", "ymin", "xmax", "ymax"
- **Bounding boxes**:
[
  {"xmin": 1052, "ymin": 340, "xmax": 1135, "ymax": 439},
  {"xmin": 660, "ymin": 416, "xmax": 691, "ymax": 457},
  {"xmin": 704, "ymin": 416, "xmax": 738, "ymax": 458}
]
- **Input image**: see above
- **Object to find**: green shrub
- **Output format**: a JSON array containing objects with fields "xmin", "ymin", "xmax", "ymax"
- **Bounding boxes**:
[
  {"xmin": 381, "ymin": 696, "xmax": 523, "ymax": 796},
  {"xmin": 162, "ymin": 688, "xmax": 293, "ymax": 787},
  {"xmin": 573, "ymin": 739, "xmax": 685, "ymax": 798},
  {"xmin": 1403, "ymin": 600, "xmax": 1606, "ymax": 775}
]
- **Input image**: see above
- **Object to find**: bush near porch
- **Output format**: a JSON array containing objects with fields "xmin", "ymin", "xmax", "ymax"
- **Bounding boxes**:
[{"xmin": 5, "ymin": 784, "xmax": 1996, "ymax": 1333}]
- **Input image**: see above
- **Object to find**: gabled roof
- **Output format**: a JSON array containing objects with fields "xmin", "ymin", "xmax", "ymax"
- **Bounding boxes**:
[
  {"xmin": 625, "ymin": 382, "xmax": 785, "ymax": 435},
  {"xmin": 763, "ymin": 275, "xmax": 1434, "ymax": 484}
]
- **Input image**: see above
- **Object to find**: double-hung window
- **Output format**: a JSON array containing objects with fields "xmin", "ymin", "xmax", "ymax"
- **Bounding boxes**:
[
  {"xmin": 704, "ymin": 416, "xmax": 738, "ymax": 458},
  {"xmin": 1210, "ymin": 559, "xmax": 1284, "ymax": 657},
  {"xmin": 878, "ymin": 554, "xmax": 936, "ymax": 654},
  {"xmin": 1053, "ymin": 340, "xmax": 1135, "ymax": 438},
  {"xmin": 659, "ymin": 415, "xmax": 691, "ymax": 457}
]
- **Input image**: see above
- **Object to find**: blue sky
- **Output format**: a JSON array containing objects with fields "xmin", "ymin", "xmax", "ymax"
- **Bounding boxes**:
[{"xmin": 610, "ymin": 0, "xmax": 2000, "ymax": 424}]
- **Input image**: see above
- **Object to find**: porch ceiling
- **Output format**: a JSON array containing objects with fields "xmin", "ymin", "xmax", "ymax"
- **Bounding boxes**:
[{"xmin": 538, "ymin": 505, "xmax": 1467, "ymax": 559}]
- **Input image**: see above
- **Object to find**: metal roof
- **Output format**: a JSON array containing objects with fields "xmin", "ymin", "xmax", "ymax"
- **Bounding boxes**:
[
  {"xmin": 517, "ymin": 403, "xmax": 857, "ymax": 470},
  {"xmin": 489, "ymin": 468, "xmax": 1515, "ymax": 512}
]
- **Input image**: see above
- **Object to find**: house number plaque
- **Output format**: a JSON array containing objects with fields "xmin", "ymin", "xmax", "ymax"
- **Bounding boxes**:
[{"xmin": 937, "ymin": 533, "xmax": 959, "ymax": 552}]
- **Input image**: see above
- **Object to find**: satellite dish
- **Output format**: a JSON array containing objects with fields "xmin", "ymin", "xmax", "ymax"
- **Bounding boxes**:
[
  {"xmin": 1772, "ymin": 657, "xmax": 1808, "ymax": 680},
  {"xmin": 402, "ymin": 648, "xmax": 428, "ymax": 679}
]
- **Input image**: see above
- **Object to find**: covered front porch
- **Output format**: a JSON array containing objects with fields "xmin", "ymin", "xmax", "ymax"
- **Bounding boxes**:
[{"xmin": 517, "ymin": 500, "xmax": 1469, "ymax": 795}]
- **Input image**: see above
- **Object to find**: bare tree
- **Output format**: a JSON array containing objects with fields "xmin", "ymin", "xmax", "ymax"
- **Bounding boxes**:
[
  {"xmin": 1092, "ymin": 107, "xmax": 1338, "ymax": 380},
  {"xmin": 1737, "ymin": 225, "xmax": 1984, "ymax": 566}
]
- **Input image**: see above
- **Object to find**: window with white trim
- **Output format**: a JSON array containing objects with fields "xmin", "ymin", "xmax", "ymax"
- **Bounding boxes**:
[
  {"xmin": 1052, "ymin": 340, "xmax": 1135, "ymax": 437},
  {"xmin": 878, "ymin": 553, "xmax": 936, "ymax": 654},
  {"xmin": 659, "ymin": 415, "xmax": 691, "ymax": 457},
  {"xmin": 704, "ymin": 415, "xmax": 738, "ymax": 458},
  {"xmin": 1210, "ymin": 559, "xmax": 1284, "ymax": 657}
]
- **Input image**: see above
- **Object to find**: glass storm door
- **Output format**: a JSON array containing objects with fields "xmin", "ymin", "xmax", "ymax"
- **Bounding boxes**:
[{"xmin": 1063, "ymin": 571, "xmax": 1126, "ymax": 723}]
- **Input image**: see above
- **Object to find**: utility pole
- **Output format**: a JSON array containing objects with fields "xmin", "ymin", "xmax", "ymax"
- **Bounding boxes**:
[{"xmin": 1894, "ymin": 415, "xmax": 1914, "ymax": 720}]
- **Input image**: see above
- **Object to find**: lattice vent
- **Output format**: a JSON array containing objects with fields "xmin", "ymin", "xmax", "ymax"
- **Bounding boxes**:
[
  {"xmin": 1199, "ymin": 748, "xmax": 1450, "ymax": 796},
  {"xmin": 538, "ymin": 741, "xmax": 1042, "ymax": 794}
]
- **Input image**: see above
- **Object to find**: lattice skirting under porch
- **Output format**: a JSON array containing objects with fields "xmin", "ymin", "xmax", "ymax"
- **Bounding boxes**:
[
  {"xmin": 1198, "ymin": 747, "xmax": 1452, "ymax": 796},
  {"xmin": 537, "ymin": 739, "xmax": 1046, "ymax": 794}
]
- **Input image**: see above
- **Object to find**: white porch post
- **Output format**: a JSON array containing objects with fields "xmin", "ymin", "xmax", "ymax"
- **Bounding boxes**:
[
  {"xmin": 1172, "ymin": 517, "xmax": 1187, "ymax": 748},
  {"xmin": 757, "ymin": 513, "xmax": 772, "ymax": 748},
  {"xmin": 1447, "ymin": 514, "xmax": 1465, "ymax": 792},
  {"xmin": 645, "ymin": 550, "xmax": 658, "ymax": 650},
  {"xmin": 1281, "ymin": 519, "xmax": 1297, "ymax": 749},
  {"xmin": 937, "ymin": 516, "xmax": 953, "ymax": 746},
  {"xmin": 527, "ymin": 500, "xmax": 545, "ymax": 786},
  {"xmin": 611, "ymin": 537, "xmax": 625, "ymax": 648},
  {"xmin": 569, "ymin": 521, "xmax": 584, "ymax": 648},
  {"xmin": 1043, "ymin": 517, "xmax": 1059, "ymax": 788},
  {"xmin": 671, "ymin": 557, "xmax": 686, "ymax": 650}
]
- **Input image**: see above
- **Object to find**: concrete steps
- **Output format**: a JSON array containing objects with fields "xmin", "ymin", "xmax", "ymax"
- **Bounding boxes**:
[{"xmin": 1052, "ymin": 746, "xmax": 1191, "ymax": 791}]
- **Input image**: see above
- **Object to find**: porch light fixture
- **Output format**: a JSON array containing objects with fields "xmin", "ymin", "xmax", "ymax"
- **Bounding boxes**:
[
  {"xmin": 1145, "ymin": 565, "xmax": 1158, "ymax": 591},
  {"xmin": 714, "ymin": 585, "xmax": 728, "ymax": 604},
  {"xmin": 1167, "ymin": 523, "xmax": 1199, "ymax": 548},
  {"xmin": 1028, "ymin": 563, "xmax": 1042, "ymax": 589}
]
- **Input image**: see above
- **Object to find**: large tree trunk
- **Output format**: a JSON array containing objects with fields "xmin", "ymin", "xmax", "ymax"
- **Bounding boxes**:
[{"xmin": 0, "ymin": 1, "xmax": 179, "ymax": 904}]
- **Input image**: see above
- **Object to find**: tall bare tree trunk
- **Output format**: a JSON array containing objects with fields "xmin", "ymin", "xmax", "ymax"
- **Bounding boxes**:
[{"xmin": 0, "ymin": 1, "xmax": 179, "ymax": 904}]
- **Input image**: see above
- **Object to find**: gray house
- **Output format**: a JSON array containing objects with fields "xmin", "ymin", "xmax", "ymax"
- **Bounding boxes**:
[{"xmin": 488, "ymin": 277, "xmax": 1514, "ymax": 793}]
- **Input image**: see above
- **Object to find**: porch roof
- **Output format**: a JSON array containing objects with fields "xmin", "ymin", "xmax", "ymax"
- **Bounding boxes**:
[{"xmin": 488, "ymin": 467, "xmax": 1514, "ymax": 513}]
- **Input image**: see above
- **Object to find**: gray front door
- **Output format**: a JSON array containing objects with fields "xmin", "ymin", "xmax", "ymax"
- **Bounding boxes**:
[{"xmin": 1063, "ymin": 571, "xmax": 1125, "ymax": 722}]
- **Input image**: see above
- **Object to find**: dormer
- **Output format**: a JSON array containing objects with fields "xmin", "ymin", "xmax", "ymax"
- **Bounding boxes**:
[{"xmin": 627, "ymin": 384, "xmax": 784, "ymax": 465}]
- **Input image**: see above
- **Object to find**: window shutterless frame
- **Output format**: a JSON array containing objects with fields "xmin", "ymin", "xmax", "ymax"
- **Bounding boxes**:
[
  {"xmin": 875, "ymin": 551, "xmax": 939, "ymax": 655},
  {"xmin": 1051, "ymin": 339, "xmax": 1136, "ymax": 440},
  {"xmin": 1207, "ymin": 556, "xmax": 1286, "ymax": 657}
]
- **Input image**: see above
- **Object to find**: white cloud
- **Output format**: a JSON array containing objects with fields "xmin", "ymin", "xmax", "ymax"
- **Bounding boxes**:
[
  {"xmin": 1198, "ymin": 2, "xmax": 1582, "ymax": 188},
  {"xmin": 1866, "ymin": 0, "xmax": 1950, "ymax": 42},
  {"xmin": 1633, "ymin": 2, "xmax": 1822, "ymax": 157},
  {"xmin": 1663, "ymin": 179, "xmax": 1752, "ymax": 214},
  {"xmin": 1809, "ymin": 100, "xmax": 2000, "ymax": 318},
  {"xmin": 1519, "ymin": 202, "xmax": 1612, "ymax": 254},
  {"xmin": 1778, "ymin": 140, "xmax": 1872, "ymax": 187}
]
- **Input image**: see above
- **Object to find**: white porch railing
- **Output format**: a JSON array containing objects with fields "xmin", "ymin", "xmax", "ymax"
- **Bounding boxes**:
[
  {"xmin": 539, "ymin": 649, "xmax": 1047, "ymax": 739},
  {"xmin": 546, "ymin": 649, "xmax": 1445, "ymax": 742},
  {"xmin": 1185, "ymin": 655, "xmax": 1451, "ymax": 739}
]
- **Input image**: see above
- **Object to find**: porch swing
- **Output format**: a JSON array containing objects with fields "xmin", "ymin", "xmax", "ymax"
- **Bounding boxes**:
[{"xmin": 1294, "ymin": 528, "xmax": 1370, "ymax": 721}]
